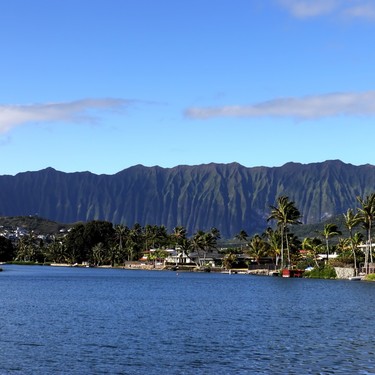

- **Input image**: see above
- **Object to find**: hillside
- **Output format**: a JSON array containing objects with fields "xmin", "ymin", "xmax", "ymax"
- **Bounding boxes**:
[
  {"xmin": 0, "ymin": 160, "xmax": 374, "ymax": 238},
  {"xmin": 0, "ymin": 216, "xmax": 72, "ymax": 235}
]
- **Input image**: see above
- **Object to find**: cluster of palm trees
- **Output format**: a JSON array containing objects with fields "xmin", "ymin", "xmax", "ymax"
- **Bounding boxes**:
[
  {"xmin": 6, "ymin": 193, "xmax": 375, "ymax": 273},
  {"xmin": 9, "ymin": 221, "xmax": 223, "ymax": 267},
  {"xmin": 239, "ymin": 193, "xmax": 375, "ymax": 274}
]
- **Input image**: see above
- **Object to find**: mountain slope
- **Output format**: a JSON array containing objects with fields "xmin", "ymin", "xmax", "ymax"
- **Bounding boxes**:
[{"xmin": 0, "ymin": 160, "xmax": 374, "ymax": 238}]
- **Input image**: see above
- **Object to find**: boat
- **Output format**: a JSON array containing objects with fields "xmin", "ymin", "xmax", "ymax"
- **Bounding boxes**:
[{"xmin": 348, "ymin": 276, "xmax": 363, "ymax": 281}]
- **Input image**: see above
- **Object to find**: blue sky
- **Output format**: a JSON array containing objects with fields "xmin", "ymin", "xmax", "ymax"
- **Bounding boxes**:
[{"xmin": 1, "ymin": 0, "xmax": 375, "ymax": 175}]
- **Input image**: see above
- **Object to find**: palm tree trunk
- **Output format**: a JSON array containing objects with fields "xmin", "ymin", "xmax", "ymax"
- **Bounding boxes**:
[
  {"xmin": 285, "ymin": 231, "xmax": 290, "ymax": 269},
  {"xmin": 350, "ymin": 230, "xmax": 357, "ymax": 276},
  {"xmin": 280, "ymin": 227, "xmax": 284, "ymax": 269},
  {"xmin": 370, "ymin": 223, "xmax": 373, "ymax": 264}
]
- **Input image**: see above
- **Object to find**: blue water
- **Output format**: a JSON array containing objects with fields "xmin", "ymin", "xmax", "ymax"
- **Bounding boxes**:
[{"xmin": 0, "ymin": 265, "xmax": 374, "ymax": 374}]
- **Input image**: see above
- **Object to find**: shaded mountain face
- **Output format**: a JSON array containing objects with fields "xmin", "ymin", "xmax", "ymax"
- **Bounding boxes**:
[{"xmin": 0, "ymin": 160, "xmax": 374, "ymax": 238}]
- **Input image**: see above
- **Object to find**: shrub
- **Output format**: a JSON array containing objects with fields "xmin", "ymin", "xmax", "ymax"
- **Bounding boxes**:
[
  {"xmin": 305, "ymin": 265, "xmax": 337, "ymax": 279},
  {"xmin": 364, "ymin": 273, "xmax": 375, "ymax": 282}
]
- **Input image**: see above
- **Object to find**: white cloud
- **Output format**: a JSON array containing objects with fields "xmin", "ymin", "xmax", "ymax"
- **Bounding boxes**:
[
  {"xmin": 0, "ymin": 98, "xmax": 133, "ymax": 134},
  {"xmin": 278, "ymin": 0, "xmax": 337, "ymax": 18},
  {"xmin": 278, "ymin": 0, "xmax": 375, "ymax": 20},
  {"xmin": 185, "ymin": 91, "xmax": 375, "ymax": 120},
  {"xmin": 342, "ymin": 4, "xmax": 375, "ymax": 20}
]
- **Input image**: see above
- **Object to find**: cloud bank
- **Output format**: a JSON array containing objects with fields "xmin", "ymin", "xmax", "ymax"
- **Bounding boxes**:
[
  {"xmin": 0, "ymin": 98, "xmax": 133, "ymax": 134},
  {"xmin": 185, "ymin": 91, "xmax": 375, "ymax": 120},
  {"xmin": 278, "ymin": 0, "xmax": 375, "ymax": 19}
]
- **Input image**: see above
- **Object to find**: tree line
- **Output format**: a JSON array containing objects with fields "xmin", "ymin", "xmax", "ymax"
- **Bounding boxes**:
[{"xmin": 1, "ymin": 193, "xmax": 375, "ymax": 273}]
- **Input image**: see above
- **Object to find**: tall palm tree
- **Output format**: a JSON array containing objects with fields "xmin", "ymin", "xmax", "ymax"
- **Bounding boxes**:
[
  {"xmin": 263, "ymin": 227, "xmax": 281, "ymax": 267},
  {"xmin": 352, "ymin": 232, "xmax": 364, "ymax": 269},
  {"xmin": 127, "ymin": 223, "xmax": 143, "ymax": 261},
  {"xmin": 114, "ymin": 224, "xmax": 128, "ymax": 266},
  {"xmin": 192, "ymin": 230, "xmax": 218, "ymax": 267},
  {"xmin": 172, "ymin": 226, "xmax": 187, "ymax": 247},
  {"xmin": 171, "ymin": 226, "xmax": 188, "ymax": 264},
  {"xmin": 320, "ymin": 223, "xmax": 342, "ymax": 261},
  {"xmin": 267, "ymin": 196, "xmax": 302, "ymax": 269},
  {"xmin": 192, "ymin": 230, "xmax": 206, "ymax": 267},
  {"xmin": 343, "ymin": 208, "xmax": 361, "ymax": 274},
  {"xmin": 357, "ymin": 193, "xmax": 375, "ymax": 271}
]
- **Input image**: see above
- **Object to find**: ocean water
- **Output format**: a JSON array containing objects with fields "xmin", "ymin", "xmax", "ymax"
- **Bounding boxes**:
[{"xmin": 0, "ymin": 265, "xmax": 374, "ymax": 374}]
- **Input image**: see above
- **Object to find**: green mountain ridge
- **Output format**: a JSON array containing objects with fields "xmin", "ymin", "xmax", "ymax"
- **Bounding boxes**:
[{"xmin": 0, "ymin": 160, "xmax": 374, "ymax": 238}]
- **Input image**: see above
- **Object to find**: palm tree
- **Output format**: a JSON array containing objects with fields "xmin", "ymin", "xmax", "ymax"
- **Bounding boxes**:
[
  {"xmin": 127, "ymin": 223, "xmax": 143, "ymax": 261},
  {"xmin": 46, "ymin": 236, "xmax": 66, "ymax": 263},
  {"xmin": 343, "ymin": 208, "xmax": 361, "ymax": 274},
  {"xmin": 263, "ymin": 227, "xmax": 281, "ymax": 266},
  {"xmin": 267, "ymin": 196, "xmax": 302, "ymax": 269},
  {"xmin": 114, "ymin": 224, "xmax": 128, "ymax": 266},
  {"xmin": 247, "ymin": 235, "xmax": 269, "ymax": 265},
  {"xmin": 302, "ymin": 237, "xmax": 323, "ymax": 268},
  {"xmin": 172, "ymin": 226, "xmax": 187, "ymax": 247},
  {"xmin": 191, "ymin": 230, "xmax": 206, "ymax": 267},
  {"xmin": 179, "ymin": 237, "xmax": 197, "ymax": 266},
  {"xmin": 352, "ymin": 232, "xmax": 364, "ymax": 268},
  {"xmin": 210, "ymin": 227, "xmax": 221, "ymax": 242},
  {"xmin": 320, "ymin": 223, "xmax": 342, "ymax": 262},
  {"xmin": 192, "ymin": 230, "xmax": 218, "ymax": 267},
  {"xmin": 222, "ymin": 252, "xmax": 238, "ymax": 270},
  {"xmin": 92, "ymin": 242, "xmax": 107, "ymax": 266},
  {"xmin": 171, "ymin": 226, "xmax": 188, "ymax": 264},
  {"xmin": 235, "ymin": 230, "xmax": 248, "ymax": 251},
  {"xmin": 357, "ymin": 193, "xmax": 375, "ymax": 271}
]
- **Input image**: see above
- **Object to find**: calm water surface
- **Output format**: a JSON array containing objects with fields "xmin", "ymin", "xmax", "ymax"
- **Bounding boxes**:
[{"xmin": 0, "ymin": 265, "xmax": 374, "ymax": 374}]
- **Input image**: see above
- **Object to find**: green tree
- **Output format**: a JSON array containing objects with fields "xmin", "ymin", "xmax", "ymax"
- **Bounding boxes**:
[
  {"xmin": 171, "ymin": 226, "xmax": 187, "ymax": 247},
  {"xmin": 320, "ymin": 223, "xmax": 342, "ymax": 261},
  {"xmin": 247, "ymin": 235, "xmax": 269, "ymax": 264},
  {"xmin": 45, "ymin": 236, "xmax": 66, "ymax": 263},
  {"xmin": 113, "ymin": 224, "xmax": 129, "ymax": 265},
  {"xmin": 15, "ymin": 232, "xmax": 41, "ymax": 262},
  {"xmin": 263, "ymin": 227, "xmax": 281, "ymax": 265},
  {"xmin": 64, "ymin": 223, "xmax": 86, "ymax": 263},
  {"xmin": 171, "ymin": 226, "xmax": 189, "ymax": 264},
  {"xmin": 343, "ymin": 208, "xmax": 361, "ymax": 273},
  {"xmin": 192, "ymin": 230, "xmax": 218, "ymax": 267},
  {"xmin": 235, "ymin": 230, "xmax": 248, "ymax": 251},
  {"xmin": 126, "ymin": 223, "xmax": 144, "ymax": 261},
  {"xmin": 222, "ymin": 252, "xmax": 238, "ymax": 270},
  {"xmin": 64, "ymin": 221, "xmax": 115, "ymax": 264},
  {"xmin": 92, "ymin": 242, "xmax": 107, "ymax": 266},
  {"xmin": 0, "ymin": 236, "xmax": 15, "ymax": 262},
  {"xmin": 301, "ymin": 237, "xmax": 323, "ymax": 268},
  {"xmin": 357, "ymin": 193, "xmax": 375, "ymax": 271},
  {"xmin": 268, "ymin": 196, "xmax": 302, "ymax": 269}
]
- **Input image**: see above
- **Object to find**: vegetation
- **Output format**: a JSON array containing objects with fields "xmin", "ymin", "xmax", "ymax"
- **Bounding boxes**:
[
  {"xmin": 268, "ymin": 196, "xmax": 302, "ymax": 268},
  {"xmin": 4, "ymin": 160, "xmax": 375, "ymax": 239},
  {"xmin": 0, "ymin": 215, "xmax": 71, "ymax": 234},
  {"xmin": 364, "ymin": 273, "xmax": 375, "ymax": 281},
  {"xmin": 2, "ymin": 191, "xmax": 375, "ymax": 280},
  {"xmin": 305, "ymin": 265, "xmax": 337, "ymax": 279}
]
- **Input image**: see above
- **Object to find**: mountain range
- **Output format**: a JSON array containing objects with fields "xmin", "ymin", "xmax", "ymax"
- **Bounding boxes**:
[{"xmin": 1, "ymin": 160, "xmax": 374, "ymax": 238}]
